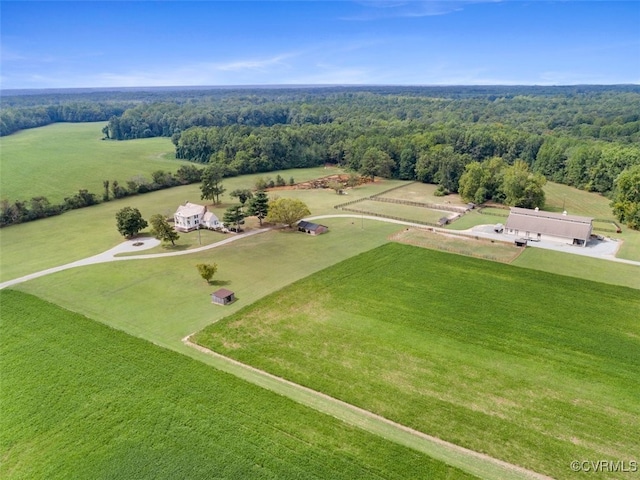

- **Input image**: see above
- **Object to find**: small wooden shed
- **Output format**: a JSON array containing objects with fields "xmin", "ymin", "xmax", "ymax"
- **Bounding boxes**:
[
  {"xmin": 297, "ymin": 220, "xmax": 328, "ymax": 235},
  {"xmin": 211, "ymin": 288, "xmax": 235, "ymax": 305}
]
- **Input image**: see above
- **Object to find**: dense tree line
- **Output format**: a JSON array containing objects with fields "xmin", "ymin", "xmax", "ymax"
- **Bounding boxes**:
[
  {"xmin": 0, "ymin": 165, "xmax": 203, "ymax": 228},
  {"xmin": 0, "ymin": 102, "xmax": 132, "ymax": 136},
  {"xmin": 3, "ymin": 85, "xmax": 640, "ymax": 228}
]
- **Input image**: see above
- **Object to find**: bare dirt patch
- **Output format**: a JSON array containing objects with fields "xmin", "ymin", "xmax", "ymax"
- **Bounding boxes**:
[{"xmin": 391, "ymin": 228, "xmax": 524, "ymax": 263}]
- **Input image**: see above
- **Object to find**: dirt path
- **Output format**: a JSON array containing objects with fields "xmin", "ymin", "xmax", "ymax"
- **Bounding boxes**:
[{"xmin": 182, "ymin": 336, "xmax": 553, "ymax": 480}]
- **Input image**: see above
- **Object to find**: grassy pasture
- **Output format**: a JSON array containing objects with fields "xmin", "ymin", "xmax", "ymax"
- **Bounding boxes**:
[
  {"xmin": 0, "ymin": 289, "xmax": 473, "ymax": 480},
  {"xmin": 347, "ymin": 199, "xmax": 451, "ymax": 225},
  {"xmin": 376, "ymin": 182, "xmax": 467, "ymax": 206},
  {"xmin": 0, "ymin": 122, "xmax": 186, "ymax": 203},
  {"xmin": 14, "ymin": 218, "xmax": 403, "ymax": 345},
  {"xmin": 543, "ymin": 181, "xmax": 615, "ymax": 219},
  {"xmin": 193, "ymin": 243, "xmax": 640, "ymax": 479},
  {"xmin": 0, "ymin": 166, "xmax": 362, "ymax": 282},
  {"xmin": 513, "ymin": 248, "xmax": 640, "ymax": 289}
]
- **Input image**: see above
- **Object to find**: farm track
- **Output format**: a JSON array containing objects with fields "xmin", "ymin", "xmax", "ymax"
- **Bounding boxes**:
[{"xmin": 182, "ymin": 336, "xmax": 553, "ymax": 480}]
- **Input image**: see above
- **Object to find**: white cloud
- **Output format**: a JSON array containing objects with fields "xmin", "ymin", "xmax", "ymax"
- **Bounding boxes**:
[
  {"xmin": 214, "ymin": 53, "xmax": 294, "ymax": 72},
  {"xmin": 345, "ymin": 0, "xmax": 503, "ymax": 20}
]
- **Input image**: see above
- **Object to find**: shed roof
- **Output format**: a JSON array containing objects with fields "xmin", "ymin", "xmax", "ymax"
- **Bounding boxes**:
[
  {"xmin": 505, "ymin": 207, "xmax": 592, "ymax": 240},
  {"xmin": 212, "ymin": 288, "xmax": 234, "ymax": 299},
  {"xmin": 298, "ymin": 220, "xmax": 328, "ymax": 231}
]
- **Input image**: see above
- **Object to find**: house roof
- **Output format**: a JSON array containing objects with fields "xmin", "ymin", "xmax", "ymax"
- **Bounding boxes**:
[
  {"xmin": 175, "ymin": 202, "xmax": 205, "ymax": 218},
  {"xmin": 505, "ymin": 207, "xmax": 593, "ymax": 240},
  {"xmin": 298, "ymin": 220, "xmax": 328, "ymax": 231},
  {"xmin": 212, "ymin": 288, "xmax": 234, "ymax": 299},
  {"xmin": 203, "ymin": 211, "xmax": 219, "ymax": 223}
]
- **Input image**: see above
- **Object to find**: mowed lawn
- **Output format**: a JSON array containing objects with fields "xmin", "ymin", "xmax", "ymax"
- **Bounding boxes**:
[
  {"xmin": 0, "ymin": 122, "xmax": 185, "ymax": 203},
  {"xmin": 0, "ymin": 165, "xmax": 356, "ymax": 282},
  {"xmin": 193, "ymin": 243, "xmax": 640, "ymax": 479},
  {"xmin": 0, "ymin": 290, "xmax": 473, "ymax": 480},
  {"xmin": 14, "ymin": 218, "xmax": 403, "ymax": 345}
]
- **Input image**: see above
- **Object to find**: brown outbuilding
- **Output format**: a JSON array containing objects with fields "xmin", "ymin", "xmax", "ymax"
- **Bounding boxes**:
[
  {"xmin": 211, "ymin": 288, "xmax": 235, "ymax": 305},
  {"xmin": 297, "ymin": 220, "xmax": 328, "ymax": 235}
]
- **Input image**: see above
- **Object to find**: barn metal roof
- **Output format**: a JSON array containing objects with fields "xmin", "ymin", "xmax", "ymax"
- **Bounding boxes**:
[{"xmin": 505, "ymin": 207, "xmax": 593, "ymax": 240}]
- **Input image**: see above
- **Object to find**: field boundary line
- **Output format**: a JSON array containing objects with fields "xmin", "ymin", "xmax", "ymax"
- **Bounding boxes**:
[{"xmin": 182, "ymin": 336, "xmax": 552, "ymax": 480}]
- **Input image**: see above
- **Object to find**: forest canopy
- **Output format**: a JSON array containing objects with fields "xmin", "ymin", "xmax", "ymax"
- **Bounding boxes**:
[{"xmin": 3, "ymin": 85, "xmax": 640, "ymax": 227}]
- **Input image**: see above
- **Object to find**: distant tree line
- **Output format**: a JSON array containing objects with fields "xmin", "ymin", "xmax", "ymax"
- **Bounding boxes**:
[
  {"xmin": 0, "ymin": 102, "xmax": 132, "ymax": 136},
  {"xmin": 3, "ymin": 85, "xmax": 640, "ymax": 228},
  {"xmin": 0, "ymin": 165, "xmax": 203, "ymax": 228}
]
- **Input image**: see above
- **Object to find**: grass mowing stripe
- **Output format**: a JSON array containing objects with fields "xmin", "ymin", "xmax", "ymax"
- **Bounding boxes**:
[
  {"xmin": 193, "ymin": 243, "xmax": 640, "ymax": 479},
  {"xmin": 0, "ymin": 289, "xmax": 474, "ymax": 480}
]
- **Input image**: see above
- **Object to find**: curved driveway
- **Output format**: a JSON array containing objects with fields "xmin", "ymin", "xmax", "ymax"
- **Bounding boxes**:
[
  {"xmin": 0, "ymin": 228, "xmax": 270, "ymax": 290},
  {"xmin": 3, "ymin": 215, "xmax": 637, "ymax": 290}
]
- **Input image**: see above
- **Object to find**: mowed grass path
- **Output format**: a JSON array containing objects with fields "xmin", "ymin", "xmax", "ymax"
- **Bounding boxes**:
[
  {"xmin": 0, "ymin": 290, "xmax": 474, "ymax": 480},
  {"xmin": 0, "ymin": 122, "xmax": 186, "ymax": 203},
  {"xmin": 194, "ymin": 243, "xmax": 640, "ymax": 479}
]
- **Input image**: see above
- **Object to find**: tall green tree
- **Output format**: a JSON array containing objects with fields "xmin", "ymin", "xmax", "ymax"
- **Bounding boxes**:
[
  {"xmin": 229, "ymin": 189, "xmax": 253, "ymax": 206},
  {"xmin": 115, "ymin": 207, "xmax": 148, "ymax": 238},
  {"xmin": 359, "ymin": 147, "xmax": 393, "ymax": 181},
  {"xmin": 611, "ymin": 164, "xmax": 640, "ymax": 230},
  {"xmin": 501, "ymin": 160, "xmax": 546, "ymax": 209},
  {"xmin": 223, "ymin": 205, "xmax": 245, "ymax": 232},
  {"xmin": 200, "ymin": 164, "xmax": 226, "ymax": 204},
  {"xmin": 149, "ymin": 213, "xmax": 180, "ymax": 245},
  {"xmin": 265, "ymin": 198, "xmax": 310, "ymax": 228},
  {"xmin": 196, "ymin": 263, "xmax": 218, "ymax": 283},
  {"xmin": 246, "ymin": 190, "xmax": 269, "ymax": 226}
]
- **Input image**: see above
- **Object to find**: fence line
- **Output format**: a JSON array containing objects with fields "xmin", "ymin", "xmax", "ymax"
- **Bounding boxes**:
[
  {"xmin": 340, "ymin": 207, "xmax": 443, "ymax": 227},
  {"xmin": 369, "ymin": 196, "xmax": 468, "ymax": 213},
  {"xmin": 369, "ymin": 181, "xmax": 419, "ymax": 199}
]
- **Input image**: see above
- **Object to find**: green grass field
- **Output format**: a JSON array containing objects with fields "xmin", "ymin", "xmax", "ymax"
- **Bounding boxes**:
[
  {"xmin": 513, "ymin": 247, "xmax": 640, "ymax": 289},
  {"xmin": 543, "ymin": 181, "xmax": 615, "ymax": 219},
  {"xmin": 376, "ymin": 182, "xmax": 467, "ymax": 207},
  {"xmin": 0, "ymin": 165, "xmax": 362, "ymax": 282},
  {"xmin": 0, "ymin": 122, "xmax": 186, "ymax": 203},
  {"xmin": 193, "ymin": 243, "xmax": 640, "ymax": 479},
  {"xmin": 14, "ymin": 218, "xmax": 403, "ymax": 345},
  {"xmin": 1, "ymin": 289, "xmax": 474, "ymax": 480},
  {"xmin": 348, "ymin": 199, "xmax": 451, "ymax": 224}
]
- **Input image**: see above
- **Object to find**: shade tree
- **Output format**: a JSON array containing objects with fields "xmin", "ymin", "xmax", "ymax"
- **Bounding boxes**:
[
  {"xmin": 115, "ymin": 207, "xmax": 148, "ymax": 238},
  {"xmin": 265, "ymin": 198, "xmax": 310, "ymax": 228}
]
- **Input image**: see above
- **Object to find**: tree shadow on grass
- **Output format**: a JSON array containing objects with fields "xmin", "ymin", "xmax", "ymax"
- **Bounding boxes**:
[{"xmin": 208, "ymin": 279, "xmax": 231, "ymax": 286}]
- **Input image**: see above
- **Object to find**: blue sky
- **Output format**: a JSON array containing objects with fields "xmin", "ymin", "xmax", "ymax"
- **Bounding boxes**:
[{"xmin": 1, "ymin": 1, "xmax": 639, "ymax": 89}]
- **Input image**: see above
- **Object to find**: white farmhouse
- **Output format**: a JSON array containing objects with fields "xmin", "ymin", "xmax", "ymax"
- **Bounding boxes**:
[{"xmin": 173, "ymin": 202, "xmax": 221, "ymax": 232}]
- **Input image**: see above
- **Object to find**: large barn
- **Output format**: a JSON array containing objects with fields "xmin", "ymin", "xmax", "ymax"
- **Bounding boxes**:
[{"xmin": 504, "ymin": 207, "xmax": 593, "ymax": 247}]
